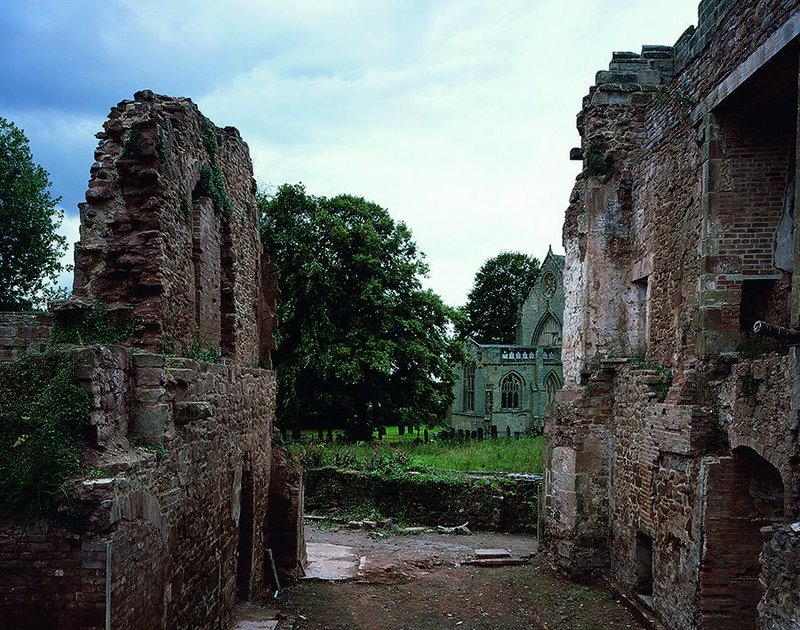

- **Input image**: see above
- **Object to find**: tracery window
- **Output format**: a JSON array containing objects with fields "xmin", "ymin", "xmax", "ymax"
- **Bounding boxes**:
[
  {"xmin": 463, "ymin": 364, "xmax": 475, "ymax": 412},
  {"xmin": 500, "ymin": 373, "xmax": 522, "ymax": 409},
  {"xmin": 545, "ymin": 371, "xmax": 562, "ymax": 405}
]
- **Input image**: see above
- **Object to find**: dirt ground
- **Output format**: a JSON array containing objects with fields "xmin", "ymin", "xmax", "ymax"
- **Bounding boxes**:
[{"xmin": 266, "ymin": 522, "xmax": 645, "ymax": 630}]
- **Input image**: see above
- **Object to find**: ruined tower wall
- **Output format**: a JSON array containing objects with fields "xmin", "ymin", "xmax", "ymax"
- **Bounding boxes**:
[
  {"xmin": 74, "ymin": 91, "xmax": 264, "ymax": 366},
  {"xmin": 546, "ymin": 1, "xmax": 800, "ymax": 627}
]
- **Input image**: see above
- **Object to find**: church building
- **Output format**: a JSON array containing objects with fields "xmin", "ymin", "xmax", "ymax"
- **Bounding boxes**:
[{"xmin": 449, "ymin": 249, "xmax": 564, "ymax": 436}]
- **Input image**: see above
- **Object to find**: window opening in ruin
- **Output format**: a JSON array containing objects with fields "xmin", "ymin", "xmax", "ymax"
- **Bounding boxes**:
[
  {"xmin": 632, "ymin": 276, "xmax": 650, "ymax": 354},
  {"xmin": 484, "ymin": 388, "xmax": 493, "ymax": 415},
  {"xmin": 706, "ymin": 40, "xmax": 798, "ymax": 342},
  {"xmin": 236, "ymin": 468, "xmax": 255, "ymax": 601},
  {"xmin": 634, "ymin": 532, "xmax": 654, "ymax": 599},
  {"xmin": 545, "ymin": 371, "xmax": 561, "ymax": 405},
  {"xmin": 191, "ymin": 180, "xmax": 223, "ymax": 350},
  {"xmin": 220, "ymin": 219, "xmax": 236, "ymax": 359},
  {"xmin": 500, "ymin": 373, "xmax": 522, "ymax": 409},
  {"xmin": 739, "ymin": 278, "xmax": 778, "ymax": 332},
  {"xmin": 463, "ymin": 364, "xmax": 475, "ymax": 412}
]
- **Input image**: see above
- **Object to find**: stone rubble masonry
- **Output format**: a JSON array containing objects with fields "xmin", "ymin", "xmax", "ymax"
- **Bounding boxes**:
[
  {"xmin": 0, "ymin": 347, "xmax": 296, "ymax": 629},
  {"xmin": 0, "ymin": 94, "xmax": 304, "ymax": 629},
  {"xmin": 0, "ymin": 312, "xmax": 53, "ymax": 360},
  {"xmin": 304, "ymin": 468, "xmax": 541, "ymax": 534},
  {"xmin": 758, "ymin": 524, "xmax": 800, "ymax": 629},
  {"xmin": 72, "ymin": 90, "xmax": 273, "ymax": 367},
  {"xmin": 544, "ymin": 1, "xmax": 800, "ymax": 628}
]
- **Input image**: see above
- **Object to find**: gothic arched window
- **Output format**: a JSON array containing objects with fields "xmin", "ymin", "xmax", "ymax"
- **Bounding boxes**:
[{"xmin": 500, "ymin": 373, "xmax": 522, "ymax": 409}]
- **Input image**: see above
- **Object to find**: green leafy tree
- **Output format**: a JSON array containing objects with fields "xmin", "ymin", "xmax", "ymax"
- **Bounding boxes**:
[
  {"xmin": 460, "ymin": 251, "xmax": 540, "ymax": 344},
  {"xmin": 259, "ymin": 183, "xmax": 460, "ymax": 441},
  {"xmin": 0, "ymin": 117, "xmax": 67, "ymax": 311}
]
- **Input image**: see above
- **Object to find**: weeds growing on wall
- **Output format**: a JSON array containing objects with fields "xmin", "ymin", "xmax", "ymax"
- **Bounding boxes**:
[
  {"xmin": 0, "ymin": 350, "xmax": 91, "ymax": 518},
  {"xmin": 197, "ymin": 122, "xmax": 233, "ymax": 214},
  {"xmin": 188, "ymin": 331, "xmax": 221, "ymax": 363},
  {"xmin": 50, "ymin": 302, "xmax": 137, "ymax": 346},
  {"xmin": 736, "ymin": 335, "xmax": 770, "ymax": 359},
  {"xmin": 629, "ymin": 356, "xmax": 673, "ymax": 402},
  {"xmin": 585, "ymin": 144, "xmax": 614, "ymax": 180}
]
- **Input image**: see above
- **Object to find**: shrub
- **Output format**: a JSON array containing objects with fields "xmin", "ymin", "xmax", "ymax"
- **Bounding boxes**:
[{"xmin": 0, "ymin": 350, "xmax": 91, "ymax": 517}]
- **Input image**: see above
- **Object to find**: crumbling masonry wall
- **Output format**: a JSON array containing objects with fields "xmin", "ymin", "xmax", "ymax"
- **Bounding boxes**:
[
  {"xmin": 544, "ymin": 1, "xmax": 800, "ymax": 628},
  {"xmin": 0, "ymin": 94, "xmax": 303, "ymax": 629},
  {"xmin": 73, "ymin": 90, "xmax": 274, "ymax": 367}
]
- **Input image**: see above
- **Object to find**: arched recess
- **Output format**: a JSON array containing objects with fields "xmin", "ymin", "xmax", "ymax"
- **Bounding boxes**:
[
  {"xmin": 500, "ymin": 372, "xmax": 523, "ymax": 410},
  {"xmin": 699, "ymin": 446, "xmax": 785, "ymax": 628},
  {"xmin": 532, "ymin": 312, "xmax": 562, "ymax": 347},
  {"xmin": 191, "ymin": 179, "xmax": 222, "ymax": 349},
  {"xmin": 219, "ymin": 216, "xmax": 236, "ymax": 360},
  {"xmin": 544, "ymin": 371, "xmax": 562, "ymax": 405}
]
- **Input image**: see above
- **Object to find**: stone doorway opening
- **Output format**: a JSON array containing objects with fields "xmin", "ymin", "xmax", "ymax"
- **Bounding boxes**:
[
  {"xmin": 700, "ymin": 446, "xmax": 785, "ymax": 628},
  {"xmin": 237, "ymin": 467, "xmax": 255, "ymax": 601},
  {"xmin": 633, "ymin": 531, "xmax": 654, "ymax": 602}
]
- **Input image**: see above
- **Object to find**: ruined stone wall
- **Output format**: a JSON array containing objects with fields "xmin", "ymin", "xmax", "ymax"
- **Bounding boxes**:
[
  {"xmin": 543, "ymin": 367, "xmax": 614, "ymax": 578},
  {"xmin": 607, "ymin": 367, "xmax": 714, "ymax": 628},
  {"xmin": 73, "ymin": 91, "xmax": 265, "ymax": 366},
  {"xmin": 759, "ymin": 524, "xmax": 800, "ymax": 629},
  {"xmin": 717, "ymin": 352, "xmax": 799, "ymax": 513},
  {"xmin": 0, "ymin": 312, "xmax": 52, "ymax": 360},
  {"xmin": 0, "ymin": 347, "xmax": 290, "ymax": 629},
  {"xmin": 545, "ymin": 1, "xmax": 800, "ymax": 627},
  {"xmin": 305, "ymin": 468, "xmax": 541, "ymax": 534},
  {"xmin": 0, "ymin": 93, "xmax": 302, "ymax": 628}
]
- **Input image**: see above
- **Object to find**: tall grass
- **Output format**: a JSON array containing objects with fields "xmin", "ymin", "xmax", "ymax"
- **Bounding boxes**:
[
  {"xmin": 287, "ymin": 436, "xmax": 543, "ymax": 474},
  {"xmin": 407, "ymin": 437, "xmax": 542, "ymax": 473}
]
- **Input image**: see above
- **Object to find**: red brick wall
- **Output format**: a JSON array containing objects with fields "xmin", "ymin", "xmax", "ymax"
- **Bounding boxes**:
[
  {"xmin": 713, "ymin": 111, "xmax": 793, "ymax": 276},
  {"xmin": 0, "ymin": 523, "xmax": 106, "ymax": 630},
  {"xmin": 699, "ymin": 452, "xmax": 784, "ymax": 628}
]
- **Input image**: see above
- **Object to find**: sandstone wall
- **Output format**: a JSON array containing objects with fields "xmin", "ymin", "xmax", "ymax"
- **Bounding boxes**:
[
  {"xmin": 0, "ymin": 347, "xmax": 298, "ymax": 629},
  {"xmin": 759, "ymin": 524, "xmax": 800, "ymax": 629},
  {"xmin": 545, "ymin": 1, "xmax": 800, "ymax": 627},
  {"xmin": 0, "ymin": 312, "xmax": 52, "ymax": 360},
  {"xmin": 73, "ymin": 91, "xmax": 268, "ymax": 367},
  {"xmin": 305, "ymin": 468, "xmax": 541, "ymax": 534},
  {"xmin": 0, "ymin": 92, "xmax": 301, "ymax": 628}
]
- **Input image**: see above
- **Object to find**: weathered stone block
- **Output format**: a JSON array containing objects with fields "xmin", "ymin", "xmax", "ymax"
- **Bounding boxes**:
[{"xmin": 133, "ymin": 403, "xmax": 170, "ymax": 442}]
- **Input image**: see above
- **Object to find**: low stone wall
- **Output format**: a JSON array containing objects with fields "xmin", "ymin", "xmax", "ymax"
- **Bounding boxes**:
[
  {"xmin": 0, "ymin": 312, "xmax": 52, "ymax": 360},
  {"xmin": 305, "ymin": 468, "xmax": 540, "ymax": 534}
]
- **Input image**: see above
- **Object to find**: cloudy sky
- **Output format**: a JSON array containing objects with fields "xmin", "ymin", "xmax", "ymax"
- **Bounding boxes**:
[{"xmin": 1, "ymin": 0, "xmax": 699, "ymax": 306}]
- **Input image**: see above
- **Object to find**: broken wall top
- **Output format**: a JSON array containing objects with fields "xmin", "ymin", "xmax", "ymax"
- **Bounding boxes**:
[{"xmin": 73, "ymin": 90, "xmax": 272, "ymax": 366}]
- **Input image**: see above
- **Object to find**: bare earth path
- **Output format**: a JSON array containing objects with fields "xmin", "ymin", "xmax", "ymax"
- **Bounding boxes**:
[{"xmin": 268, "ymin": 523, "xmax": 644, "ymax": 630}]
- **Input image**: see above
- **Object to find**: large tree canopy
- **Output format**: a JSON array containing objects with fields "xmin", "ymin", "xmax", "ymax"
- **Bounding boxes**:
[
  {"xmin": 0, "ymin": 117, "xmax": 66, "ymax": 311},
  {"xmin": 460, "ymin": 251, "xmax": 540, "ymax": 344},
  {"xmin": 259, "ymin": 183, "xmax": 460, "ymax": 441}
]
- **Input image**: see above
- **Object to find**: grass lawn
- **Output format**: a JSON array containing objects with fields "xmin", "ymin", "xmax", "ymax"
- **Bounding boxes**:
[
  {"xmin": 287, "ymin": 430, "xmax": 543, "ymax": 474},
  {"xmin": 406, "ymin": 437, "xmax": 542, "ymax": 473}
]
